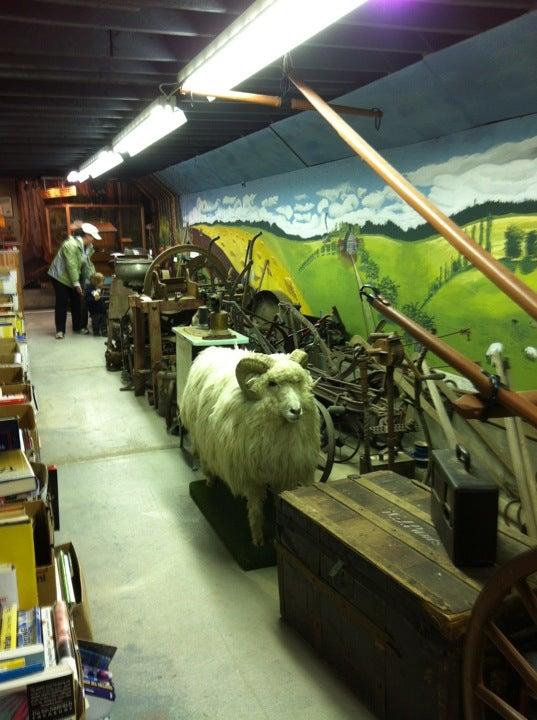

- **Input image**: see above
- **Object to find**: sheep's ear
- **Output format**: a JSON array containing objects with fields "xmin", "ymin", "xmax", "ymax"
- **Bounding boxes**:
[
  {"xmin": 289, "ymin": 349, "xmax": 308, "ymax": 368},
  {"xmin": 236, "ymin": 356, "xmax": 271, "ymax": 400}
]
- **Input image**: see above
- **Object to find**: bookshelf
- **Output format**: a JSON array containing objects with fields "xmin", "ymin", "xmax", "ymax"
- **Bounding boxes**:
[{"xmin": 0, "ymin": 279, "xmax": 114, "ymax": 718}]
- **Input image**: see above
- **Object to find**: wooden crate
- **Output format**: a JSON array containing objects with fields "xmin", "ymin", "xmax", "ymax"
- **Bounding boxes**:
[{"xmin": 275, "ymin": 471, "xmax": 531, "ymax": 720}]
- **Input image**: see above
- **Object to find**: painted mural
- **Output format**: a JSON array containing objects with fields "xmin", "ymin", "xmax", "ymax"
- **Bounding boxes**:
[{"xmin": 182, "ymin": 115, "xmax": 537, "ymax": 389}]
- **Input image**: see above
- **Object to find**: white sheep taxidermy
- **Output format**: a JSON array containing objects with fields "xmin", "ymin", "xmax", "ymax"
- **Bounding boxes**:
[
  {"xmin": 180, "ymin": 346, "xmax": 320, "ymax": 546},
  {"xmin": 524, "ymin": 346, "xmax": 537, "ymax": 361}
]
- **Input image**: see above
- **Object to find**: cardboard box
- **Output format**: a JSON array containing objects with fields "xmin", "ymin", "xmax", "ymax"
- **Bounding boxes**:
[
  {"xmin": 0, "ymin": 338, "xmax": 21, "ymax": 354},
  {"xmin": 0, "ymin": 352, "xmax": 21, "ymax": 364},
  {"xmin": 0, "ymin": 365, "xmax": 23, "ymax": 384},
  {"xmin": 24, "ymin": 499, "xmax": 56, "ymax": 607},
  {"xmin": 0, "ymin": 381, "xmax": 32, "ymax": 403},
  {"xmin": 56, "ymin": 542, "xmax": 94, "ymax": 641},
  {"xmin": 0, "ymin": 402, "xmax": 40, "ymax": 458},
  {"xmin": 0, "ymin": 500, "xmax": 53, "ymax": 610}
]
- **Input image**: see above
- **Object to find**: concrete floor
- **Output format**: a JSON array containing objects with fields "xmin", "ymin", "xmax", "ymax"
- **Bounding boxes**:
[{"xmin": 26, "ymin": 310, "xmax": 374, "ymax": 720}]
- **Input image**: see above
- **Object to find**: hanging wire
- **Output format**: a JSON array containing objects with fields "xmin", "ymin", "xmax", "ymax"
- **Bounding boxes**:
[
  {"xmin": 281, "ymin": 53, "xmax": 294, "ymax": 100},
  {"xmin": 158, "ymin": 82, "xmax": 180, "ymax": 101}
]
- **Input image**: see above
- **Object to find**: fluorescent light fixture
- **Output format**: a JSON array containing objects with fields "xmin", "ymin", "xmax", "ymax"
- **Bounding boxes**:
[
  {"xmin": 66, "ymin": 170, "xmax": 79, "ymax": 183},
  {"xmin": 79, "ymin": 149, "xmax": 123, "ymax": 179},
  {"xmin": 179, "ymin": 0, "xmax": 368, "ymax": 94},
  {"xmin": 113, "ymin": 98, "xmax": 187, "ymax": 158}
]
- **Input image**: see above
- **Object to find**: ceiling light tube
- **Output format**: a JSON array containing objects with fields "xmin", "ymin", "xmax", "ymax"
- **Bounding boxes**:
[
  {"xmin": 79, "ymin": 149, "xmax": 123, "ymax": 179},
  {"xmin": 178, "ymin": 0, "xmax": 369, "ymax": 94},
  {"xmin": 113, "ymin": 97, "xmax": 187, "ymax": 158},
  {"xmin": 66, "ymin": 170, "xmax": 79, "ymax": 183}
]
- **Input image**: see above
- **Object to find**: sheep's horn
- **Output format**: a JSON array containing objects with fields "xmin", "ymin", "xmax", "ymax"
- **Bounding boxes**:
[
  {"xmin": 289, "ymin": 349, "xmax": 308, "ymax": 368},
  {"xmin": 236, "ymin": 355, "xmax": 272, "ymax": 400}
]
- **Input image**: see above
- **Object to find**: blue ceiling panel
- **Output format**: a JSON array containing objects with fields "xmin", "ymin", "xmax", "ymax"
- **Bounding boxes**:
[
  {"xmin": 270, "ymin": 61, "xmax": 473, "ymax": 167},
  {"xmin": 159, "ymin": 11, "xmax": 537, "ymax": 196},
  {"xmin": 157, "ymin": 126, "xmax": 304, "ymax": 194},
  {"xmin": 423, "ymin": 10, "xmax": 537, "ymax": 127}
]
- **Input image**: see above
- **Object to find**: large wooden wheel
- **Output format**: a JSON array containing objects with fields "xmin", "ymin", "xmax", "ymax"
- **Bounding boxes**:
[
  {"xmin": 142, "ymin": 243, "xmax": 230, "ymax": 298},
  {"xmin": 464, "ymin": 548, "xmax": 537, "ymax": 720}
]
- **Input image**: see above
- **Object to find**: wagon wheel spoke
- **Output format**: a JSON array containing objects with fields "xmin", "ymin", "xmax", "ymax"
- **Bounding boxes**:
[
  {"xmin": 515, "ymin": 579, "xmax": 537, "ymax": 627},
  {"xmin": 475, "ymin": 684, "xmax": 526, "ymax": 720},
  {"xmin": 485, "ymin": 621, "xmax": 537, "ymax": 696}
]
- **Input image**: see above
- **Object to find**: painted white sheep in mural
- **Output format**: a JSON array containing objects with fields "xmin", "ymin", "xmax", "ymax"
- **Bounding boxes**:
[
  {"xmin": 525, "ymin": 346, "xmax": 537, "ymax": 361},
  {"xmin": 180, "ymin": 346, "xmax": 320, "ymax": 546}
]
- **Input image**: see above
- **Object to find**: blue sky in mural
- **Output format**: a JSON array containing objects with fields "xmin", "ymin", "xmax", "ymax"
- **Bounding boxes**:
[{"xmin": 182, "ymin": 115, "xmax": 537, "ymax": 238}]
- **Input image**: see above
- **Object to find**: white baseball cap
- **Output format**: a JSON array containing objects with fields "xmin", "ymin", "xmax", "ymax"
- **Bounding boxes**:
[{"xmin": 81, "ymin": 222, "xmax": 101, "ymax": 240}]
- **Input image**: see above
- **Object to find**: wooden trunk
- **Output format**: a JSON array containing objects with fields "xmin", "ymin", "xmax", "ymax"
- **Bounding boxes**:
[{"xmin": 275, "ymin": 471, "xmax": 531, "ymax": 720}]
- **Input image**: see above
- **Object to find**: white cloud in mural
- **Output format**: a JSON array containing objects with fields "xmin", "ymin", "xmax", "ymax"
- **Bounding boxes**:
[
  {"xmin": 316, "ymin": 182, "xmax": 354, "ymax": 201},
  {"xmin": 195, "ymin": 197, "xmax": 221, "ymax": 214},
  {"xmin": 317, "ymin": 198, "xmax": 329, "ymax": 214},
  {"xmin": 361, "ymin": 186, "xmax": 398, "ymax": 210},
  {"xmin": 408, "ymin": 136, "xmax": 537, "ymax": 186},
  {"xmin": 427, "ymin": 160, "xmax": 537, "ymax": 216},
  {"xmin": 276, "ymin": 205, "xmax": 293, "ymax": 221},
  {"xmin": 243, "ymin": 193, "xmax": 257, "ymax": 208},
  {"xmin": 328, "ymin": 193, "xmax": 360, "ymax": 219},
  {"xmin": 185, "ymin": 132, "xmax": 537, "ymax": 237}
]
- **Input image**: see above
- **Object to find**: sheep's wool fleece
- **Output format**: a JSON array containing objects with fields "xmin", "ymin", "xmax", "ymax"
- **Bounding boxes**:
[{"xmin": 181, "ymin": 346, "xmax": 320, "ymax": 496}]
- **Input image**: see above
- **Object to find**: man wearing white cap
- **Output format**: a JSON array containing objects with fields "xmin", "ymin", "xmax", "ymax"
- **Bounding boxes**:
[{"xmin": 48, "ymin": 222, "xmax": 101, "ymax": 339}]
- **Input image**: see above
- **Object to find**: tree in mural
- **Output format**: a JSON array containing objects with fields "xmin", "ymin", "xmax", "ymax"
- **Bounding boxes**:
[
  {"xmin": 485, "ymin": 212, "xmax": 493, "ymax": 253},
  {"xmin": 478, "ymin": 219, "xmax": 484, "ymax": 246},
  {"xmin": 402, "ymin": 302, "xmax": 436, "ymax": 334},
  {"xmin": 527, "ymin": 230, "xmax": 537, "ymax": 257},
  {"xmin": 377, "ymin": 276, "xmax": 399, "ymax": 306},
  {"xmin": 504, "ymin": 224, "xmax": 524, "ymax": 258}
]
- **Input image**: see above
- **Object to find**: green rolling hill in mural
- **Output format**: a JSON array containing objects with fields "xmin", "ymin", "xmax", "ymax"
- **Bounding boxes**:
[{"xmin": 196, "ymin": 211, "xmax": 537, "ymax": 389}]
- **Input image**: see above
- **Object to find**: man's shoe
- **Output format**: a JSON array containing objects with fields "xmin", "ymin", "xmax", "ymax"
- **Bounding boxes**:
[
  {"xmin": 78, "ymin": 328, "xmax": 90, "ymax": 335},
  {"xmin": 55, "ymin": 331, "xmax": 64, "ymax": 339}
]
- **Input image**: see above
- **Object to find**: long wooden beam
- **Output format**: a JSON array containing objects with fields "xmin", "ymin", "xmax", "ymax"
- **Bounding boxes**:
[
  {"xmin": 178, "ymin": 87, "xmax": 382, "ymax": 120},
  {"xmin": 361, "ymin": 289, "xmax": 537, "ymax": 429},
  {"xmin": 289, "ymin": 75, "xmax": 537, "ymax": 323}
]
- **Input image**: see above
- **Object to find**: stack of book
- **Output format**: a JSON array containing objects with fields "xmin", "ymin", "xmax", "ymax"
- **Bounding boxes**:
[
  {"xmin": 56, "ymin": 549, "xmax": 76, "ymax": 605},
  {"xmin": 0, "ymin": 417, "xmax": 38, "ymax": 501},
  {"xmin": 0, "ymin": 601, "xmax": 80, "ymax": 719},
  {"xmin": 79, "ymin": 640, "xmax": 117, "ymax": 720}
]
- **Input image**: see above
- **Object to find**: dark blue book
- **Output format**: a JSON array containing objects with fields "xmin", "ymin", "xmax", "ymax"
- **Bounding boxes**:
[{"xmin": 0, "ymin": 660, "xmax": 45, "ymax": 683}]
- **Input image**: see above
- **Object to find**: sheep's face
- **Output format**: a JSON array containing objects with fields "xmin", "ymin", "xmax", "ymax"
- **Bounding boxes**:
[{"xmin": 236, "ymin": 350, "xmax": 314, "ymax": 423}]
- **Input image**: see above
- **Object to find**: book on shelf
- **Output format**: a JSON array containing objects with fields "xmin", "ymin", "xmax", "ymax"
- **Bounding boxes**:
[
  {"xmin": 0, "ymin": 564, "xmax": 17, "ymax": 608},
  {"xmin": 0, "ymin": 509, "xmax": 38, "ymax": 610},
  {"xmin": 57, "ymin": 550, "xmax": 76, "ymax": 605},
  {"xmin": 0, "ymin": 450, "xmax": 37, "ymax": 498},
  {"xmin": 0, "ymin": 417, "xmax": 20, "ymax": 451},
  {"xmin": 0, "ymin": 603, "xmax": 17, "ymax": 652},
  {"xmin": 0, "ymin": 606, "xmax": 45, "ymax": 675},
  {"xmin": 80, "ymin": 641, "xmax": 117, "ymax": 720},
  {"xmin": 0, "ymin": 395, "xmax": 26, "ymax": 407},
  {"xmin": 0, "ymin": 603, "xmax": 79, "ymax": 720}
]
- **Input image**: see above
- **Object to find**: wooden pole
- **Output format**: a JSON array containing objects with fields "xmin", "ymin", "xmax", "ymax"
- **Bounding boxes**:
[
  {"xmin": 421, "ymin": 358, "xmax": 457, "ymax": 449},
  {"xmin": 362, "ymin": 292, "xmax": 537, "ymax": 429},
  {"xmin": 490, "ymin": 352, "xmax": 537, "ymax": 538},
  {"xmin": 178, "ymin": 87, "xmax": 382, "ymax": 120},
  {"xmin": 289, "ymin": 75, "xmax": 537, "ymax": 323}
]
